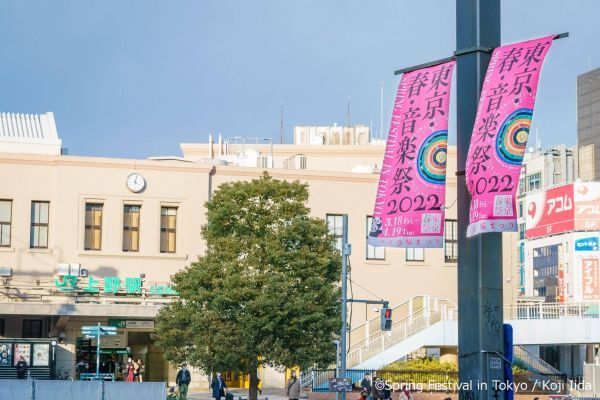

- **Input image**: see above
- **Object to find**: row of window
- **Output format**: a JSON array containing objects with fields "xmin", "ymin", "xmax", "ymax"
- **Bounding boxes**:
[
  {"xmin": 0, "ymin": 319, "xmax": 42, "ymax": 338},
  {"xmin": 325, "ymin": 214, "xmax": 458, "ymax": 263},
  {"xmin": 0, "ymin": 200, "xmax": 178, "ymax": 253}
]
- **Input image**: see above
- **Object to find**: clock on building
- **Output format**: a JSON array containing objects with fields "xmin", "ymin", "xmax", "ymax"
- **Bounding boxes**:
[{"xmin": 126, "ymin": 173, "xmax": 146, "ymax": 193}]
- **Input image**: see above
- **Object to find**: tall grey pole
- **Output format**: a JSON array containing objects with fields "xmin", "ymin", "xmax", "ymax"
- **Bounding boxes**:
[
  {"xmin": 96, "ymin": 323, "xmax": 101, "ymax": 379},
  {"xmin": 339, "ymin": 214, "xmax": 349, "ymax": 400},
  {"xmin": 456, "ymin": 1, "xmax": 504, "ymax": 399}
]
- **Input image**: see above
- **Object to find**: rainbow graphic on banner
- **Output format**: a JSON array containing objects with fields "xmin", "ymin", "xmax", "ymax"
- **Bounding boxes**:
[
  {"xmin": 369, "ymin": 60, "xmax": 455, "ymax": 248},
  {"xmin": 418, "ymin": 130, "xmax": 448, "ymax": 184},
  {"xmin": 496, "ymin": 108, "xmax": 533, "ymax": 165},
  {"xmin": 465, "ymin": 35, "xmax": 555, "ymax": 237}
]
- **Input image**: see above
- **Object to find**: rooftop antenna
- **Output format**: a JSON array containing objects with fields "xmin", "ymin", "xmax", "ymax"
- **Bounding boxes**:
[
  {"xmin": 347, "ymin": 96, "xmax": 351, "ymax": 128},
  {"xmin": 536, "ymin": 128, "xmax": 541, "ymax": 151},
  {"xmin": 280, "ymin": 101, "xmax": 284, "ymax": 144},
  {"xmin": 380, "ymin": 81, "xmax": 384, "ymax": 140}
]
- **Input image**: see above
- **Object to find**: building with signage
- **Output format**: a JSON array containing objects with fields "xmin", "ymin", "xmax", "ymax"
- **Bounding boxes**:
[
  {"xmin": 523, "ymin": 181, "xmax": 600, "ymax": 302},
  {"xmin": 515, "ymin": 145, "xmax": 578, "ymax": 296},
  {"xmin": 0, "ymin": 113, "xmax": 523, "ymax": 387},
  {"xmin": 577, "ymin": 67, "xmax": 600, "ymax": 181}
]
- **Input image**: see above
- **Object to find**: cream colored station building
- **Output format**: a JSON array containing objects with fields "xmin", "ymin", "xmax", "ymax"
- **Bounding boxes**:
[{"xmin": 0, "ymin": 113, "xmax": 518, "ymax": 387}]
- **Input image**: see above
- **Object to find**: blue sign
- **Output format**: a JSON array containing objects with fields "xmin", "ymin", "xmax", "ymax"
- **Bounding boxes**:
[{"xmin": 575, "ymin": 237, "xmax": 600, "ymax": 252}]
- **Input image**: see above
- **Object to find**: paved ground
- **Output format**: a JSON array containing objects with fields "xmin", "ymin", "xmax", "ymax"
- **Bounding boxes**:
[{"xmin": 187, "ymin": 390, "xmax": 288, "ymax": 400}]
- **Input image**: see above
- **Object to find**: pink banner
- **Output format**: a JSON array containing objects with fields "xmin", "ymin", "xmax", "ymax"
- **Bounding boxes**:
[
  {"xmin": 466, "ymin": 36, "xmax": 555, "ymax": 237},
  {"xmin": 369, "ymin": 61, "xmax": 455, "ymax": 248}
]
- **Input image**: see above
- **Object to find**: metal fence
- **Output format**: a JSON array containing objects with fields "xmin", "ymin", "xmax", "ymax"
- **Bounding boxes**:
[
  {"xmin": 305, "ymin": 369, "xmax": 569, "ymax": 394},
  {"xmin": 0, "ymin": 379, "xmax": 167, "ymax": 400}
]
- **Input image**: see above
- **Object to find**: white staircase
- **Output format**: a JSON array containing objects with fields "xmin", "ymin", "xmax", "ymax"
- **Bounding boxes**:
[
  {"xmin": 347, "ymin": 296, "xmax": 457, "ymax": 369},
  {"xmin": 347, "ymin": 298, "xmax": 600, "ymax": 371}
]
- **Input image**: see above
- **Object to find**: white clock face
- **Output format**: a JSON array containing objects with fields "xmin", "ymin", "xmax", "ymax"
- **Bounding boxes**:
[{"xmin": 126, "ymin": 173, "xmax": 146, "ymax": 193}]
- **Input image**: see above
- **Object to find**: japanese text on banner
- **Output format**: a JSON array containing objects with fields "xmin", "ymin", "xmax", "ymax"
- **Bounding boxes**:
[
  {"xmin": 369, "ymin": 61, "xmax": 455, "ymax": 248},
  {"xmin": 466, "ymin": 36, "xmax": 555, "ymax": 237}
]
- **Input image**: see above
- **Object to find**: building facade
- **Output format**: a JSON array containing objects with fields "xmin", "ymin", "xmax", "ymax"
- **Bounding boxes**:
[
  {"xmin": 577, "ymin": 67, "xmax": 600, "ymax": 181},
  {"xmin": 0, "ymin": 114, "xmax": 522, "ymax": 387}
]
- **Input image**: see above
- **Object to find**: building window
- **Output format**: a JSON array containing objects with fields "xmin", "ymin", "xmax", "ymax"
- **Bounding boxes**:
[
  {"xmin": 23, "ymin": 319, "xmax": 42, "ymax": 338},
  {"xmin": 444, "ymin": 219, "xmax": 458, "ymax": 263},
  {"xmin": 84, "ymin": 203, "xmax": 103, "ymax": 250},
  {"xmin": 160, "ymin": 207, "xmax": 177, "ymax": 253},
  {"xmin": 518, "ymin": 201, "xmax": 523, "ymax": 218},
  {"xmin": 518, "ymin": 177, "xmax": 525, "ymax": 194},
  {"xmin": 366, "ymin": 216, "xmax": 385, "ymax": 260},
  {"xmin": 123, "ymin": 205, "xmax": 141, "ymax": 252},
  {"xmin": 0, "ymin": 319, "xmax": 4, "ymax": 336},
  {"xmin": 0, "ymin": 200, "xmax": 12, "ymax": 247},
  {"xmin": 519, "ymin": 223, "xmax": 525, "ymax": 240},
  {"xmin": 406, "ymin": 248, "xmax": 425, "ymax": 262},
  {"xmin": 527, "ymin": 173, "xmax": 541, "ymax": 191},
  {"xmin": 326, "ymin": 214, "xmax": 346, "ymax": 254},
  {"xmin": 30, "ymin": 201, "xmax": 49, "ymax": 248}
]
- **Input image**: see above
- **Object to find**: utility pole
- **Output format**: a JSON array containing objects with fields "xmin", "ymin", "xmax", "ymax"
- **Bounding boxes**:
[
  {"xmin": 339, "ymin": 214, "xmax": 350, "ymax": 400},
  {"xmin": 455, "ymin": 1, "xmax": 504, "ymax": 398}
]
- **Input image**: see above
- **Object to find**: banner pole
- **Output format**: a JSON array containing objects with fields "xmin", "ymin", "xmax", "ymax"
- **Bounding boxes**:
[{"xmin": 455, "ymin": 1, "xmax": 502, "ymax": 399}]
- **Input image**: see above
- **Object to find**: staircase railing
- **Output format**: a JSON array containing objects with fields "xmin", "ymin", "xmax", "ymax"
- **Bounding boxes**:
[
  {"xmin": 514, "ymin": 345, "xmax": 562, "ymax": 375},
  {"xmin": 347, "ymin": 298, "xmax": 457, "ymax": 368}
]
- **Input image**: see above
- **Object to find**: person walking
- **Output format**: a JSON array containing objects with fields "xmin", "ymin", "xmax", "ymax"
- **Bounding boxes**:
[
  {"xmin": 211, "ymin": 372, "xmax": 227, "ymax": 400},
  {"xmin": 360, "ymin": 374, "xmax": 372, "ymax": 400},
  {"xmin": 136, "ymin": 358, "xmax": 145, "ymax": 382},
  {"xmin": 286, "ymin": 371, "xmax": 300, "ymax": 400},
  {"xmin": 371, "ymin": 376, "xmax": 382, "ymax": 400},
  {"xmin": 124, "ymin": 357, "xmax": 135, "ymax": 382},
  {"xmin": 15, "ymin": 356, "xmax": 27, "ymax": 379},
  {"xmin": 399, "ymin": 385, "xmax": 411, "ymax": 400},
  {"xmin": 176, "ymin": 364, "xmax": 191, "ymax": 400}
]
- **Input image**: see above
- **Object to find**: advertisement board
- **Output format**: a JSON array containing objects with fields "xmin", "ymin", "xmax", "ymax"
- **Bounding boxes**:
[
  {"xmin": 13, "ymin": 343, "xmax": 31, "ymax": 366},
  {"xmin": 32, "ymin": 343, "xmax": 50, "ymax": 367},
  {"xmin": 574, "ymin": 182, "xmax": 600, "ymax": 231},
  {"xmin": 526, "ymin": 183, "xmax": 575, "ymax": 239},
  {"xmin": 573, "ymin": 233, "xmax": 600, "ymax": 300},
  {"xmin": 0, "ymin": 343, "xmax": 12, "ymax": 366},
  {"xmin": 582, "ymin": 259, "xmax": 600, "ymax": 300},
  {"xmin": 526, "ymin": 182, "xmax": 600, "ymax": 239}
]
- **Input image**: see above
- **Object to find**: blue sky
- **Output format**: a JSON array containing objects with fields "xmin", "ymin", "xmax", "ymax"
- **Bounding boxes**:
[{"xmin": 0, "ymin": 1, "xmax": 598, "ymax": 159}]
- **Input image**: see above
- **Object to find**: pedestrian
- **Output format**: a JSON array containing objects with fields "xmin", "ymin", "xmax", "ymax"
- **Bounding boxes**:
[
  {"xmin": 176, "ymin": 364, "xmax": 191, "ymax": 400},
  {"xmin": 211, "ymin": 372, "xmax": 227, "ymax": 400},
  {"xmin": 360, "ymin": 374, "xmax": 372, "ymax": 400},
  {"xmin": 286, "ymin": 370, "xmax": 300, "ymax": 400},
  {"xmin": 399, "ymin": 385, "xmax": 411, "ymax": 400},
  {"xmin": 381, "ymin": 380, "xmax": 391, "ymax": 400},
  {"xmin": 371, "ymin": 376, "xmax": 382, "ymax": 400},
  {"xmin": 136, "ymin": 358, "xmax": 145, "ymax": 382},
  {"xmin": 15, "ymin": 356, "xmax": 27, "ymax": 379},
  {"xmin": 124, "ymin": 356, "xmax": 135, "ymax": 382}
]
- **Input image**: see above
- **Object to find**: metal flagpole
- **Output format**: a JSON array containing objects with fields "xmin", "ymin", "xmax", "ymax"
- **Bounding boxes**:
[{"xmin": 455, "ymin": 1, "xmax": 503, "ymax": 398}]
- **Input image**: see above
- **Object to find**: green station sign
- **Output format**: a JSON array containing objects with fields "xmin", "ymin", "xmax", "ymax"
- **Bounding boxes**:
[{"xmin": 54, "ymin": 275, "xmax": 178, "ymax": 296}]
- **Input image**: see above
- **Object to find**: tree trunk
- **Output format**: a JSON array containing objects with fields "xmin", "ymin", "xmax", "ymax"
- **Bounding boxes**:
[{"xmin": 248, "ymin": 364, "xmax": 260, "ymax": 400}]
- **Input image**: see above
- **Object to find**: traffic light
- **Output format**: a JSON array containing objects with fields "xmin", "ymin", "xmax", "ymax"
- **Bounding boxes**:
[{"xmin": 380, "ymin": 306, "xmax": 392, "ymax": 331}]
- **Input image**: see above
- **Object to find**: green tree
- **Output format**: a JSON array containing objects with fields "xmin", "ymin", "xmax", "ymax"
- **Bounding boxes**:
[{"xmin": 154, "ymin": 174, "xmax": 341, "ymax": 399}]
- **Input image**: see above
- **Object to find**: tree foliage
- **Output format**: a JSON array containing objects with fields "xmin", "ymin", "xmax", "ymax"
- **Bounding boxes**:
[{"xmin": 154, "ymin": 174, "xmax": 341, "ymax": 396}]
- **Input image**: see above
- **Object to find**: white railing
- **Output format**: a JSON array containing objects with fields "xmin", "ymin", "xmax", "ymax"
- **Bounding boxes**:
[
  {"xmin": 504, "ymin": 302, "xmax": 600, "ymax": 320},
  {"xmin": 347, "ymin": 297, "xmax": 457, "ymax": 368}
]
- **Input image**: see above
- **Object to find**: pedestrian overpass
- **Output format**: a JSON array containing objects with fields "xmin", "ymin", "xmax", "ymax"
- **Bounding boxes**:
[{"xmin": 347, "ymin": 296, "xmax": 600, "ymax": 370}]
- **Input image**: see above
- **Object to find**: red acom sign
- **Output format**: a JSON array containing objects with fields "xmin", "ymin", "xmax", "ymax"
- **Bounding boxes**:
[
  {"xmin": 526, "ymin": 182, "xmax": 600, "ymax": 239},
  {"xmin": 526, "ymin": 183, "xmax": 574, "ymax": 239}
]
